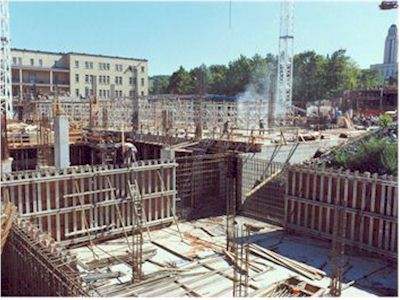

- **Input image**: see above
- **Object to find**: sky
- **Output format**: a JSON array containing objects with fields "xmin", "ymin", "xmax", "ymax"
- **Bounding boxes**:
[{"xmin": 9, "ymin": 1, "xmax": 399, "ymax": 76}]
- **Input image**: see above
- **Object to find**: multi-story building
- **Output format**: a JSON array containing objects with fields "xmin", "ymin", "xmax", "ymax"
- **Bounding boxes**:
[
  {"xmin": 370, "ymin": 24, "xmax": 398, "ymax": 82},
  {"xmin": 11, "ymin": 48, "xmax": 148, "ymax": 100}
]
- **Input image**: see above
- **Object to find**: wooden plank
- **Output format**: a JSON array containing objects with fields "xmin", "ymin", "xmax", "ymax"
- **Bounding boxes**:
[
  {"xmin": 55, "ymin": 174, "xmax": 61, "ymax": 242},
  {"xmin": 378, "ymin": 175, "xmax": 386, "ymax": 249},
  {"xmin": 384, "ymin": 183, "xmax": 393, "ymax": 250},
  {"xmin": 369, "ymin": 174, "xmax": 378, "ymax": 246},
  {"xmin": 45, "ymin": 171, "xmax": 52, "ymax": 236},
  {"xmin": 93, "ymin": 172, "xmax": 99, "ymax": 228},
  {"xmin": 146, "ymin": 166, "xmax": 151, "ymax": 222},
  {"xmin": 17, "ymin": 173, "xmax": 22, "ymax": 213},
  {"xmin": 318, "ymin": 170, "xmax": 324, "ymax": 232},
  {"xmin": 63, "ymin": 169, "xmax": 69, "ymax": 237}
]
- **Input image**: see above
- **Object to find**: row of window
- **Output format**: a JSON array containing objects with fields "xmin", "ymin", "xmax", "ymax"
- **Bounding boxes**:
[
  {"xmin": 74, "ymin": 60, "xmax": 145, "ymax": 73},
  {"xmin": 13, "ymin": 57, "xmax": 44, "ymax": 67},
  {"xmin": 12, "ymin": 57, "xmax": 146, "ymax": 74},
  {"xmin": 75, "ymin": 88, "xmax": 145, "ymax": 97},
  {"xmin": 74, "ymin": 74, "xmax": 145, "ymax": 86}
]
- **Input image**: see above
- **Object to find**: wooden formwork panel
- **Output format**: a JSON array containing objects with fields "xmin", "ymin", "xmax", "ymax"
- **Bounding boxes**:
[
  {"xmin": 285, "ymin": 166, "xmax": 398, "ymax": 258},
  {"xmin": 1, "ymin": 160, "xmax": 177, "ymax": 245}
]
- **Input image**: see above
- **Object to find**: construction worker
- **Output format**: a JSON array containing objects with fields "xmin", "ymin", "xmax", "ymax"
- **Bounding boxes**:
[
  {"xmin": 221, "ymin": 120, "xmax": 230, "ymax": 139},
  {"xmin": 249, "ymin": 129, "xmax": 256, "ymax": 145},
  {"xmin": 122, "ymin": 141, "xmax": 138, "ymax": 165},
  {"xmin": 259, "ymin": 119, "xmax": 264, "ymax": 135}
]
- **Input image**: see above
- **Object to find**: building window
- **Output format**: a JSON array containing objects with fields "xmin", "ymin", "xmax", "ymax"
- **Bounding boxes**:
[
  {"xmin": 141, "ymin": 78, "xmax": 145, "ymax": 86},
  {"xmin": 99, "ymin": 90, "xmax": 102, "ymax": 97},
  {"xmin": 30, "ymin": 58, "xmax": 34, "ymax": 66},
  {"xmin": 39, "ymin": 59, "xmax": 43, "ymax": 67},
  {"xmin": 90, "ymin": 62, "xmax": 93, "ymax": 69},
  {"xmin": 141, "ymin": 66, "xmax": 145, "ymax": 73},
  {"xmin": 85, "ymin": 87, "xmax": 89, "ymax": 97},
  {"xmin": 115, "ymin": 76, "xmax": 122, "ymax": 85},
  {"xmin": 75, "ymin": 74, "xmax": 79, "ymax": 83},
  {"xmin": 12, "ymin": 57, "xmax": 17, "ymax": 65},
  {"xmin": 85, "ymin": 75, "xmax": 89, "ymax": 83},
  {"xmin": 141, "ymin": 91, "xmax": 144, "ymax": 96},
  {"xmin": 75, "ymin": 89, "xmax": 79, "ymax": 97},
  {"xmin": 129, "ymin": 90, "xmax": 134, "ymax": 97},
  {"xmin": 106, "ymin": 63, "xmax": 110, "ymax": 70},
  {"xmin": 18, "ymin": 58, "xmax": 22, "ymax": 65},
  {"xmin": 85, "ymin": 61, "xmax": 89, "ymax": 69},
  {"xmin": 75, "ymin": 60, "xmax": 79, "ymax": 68}
]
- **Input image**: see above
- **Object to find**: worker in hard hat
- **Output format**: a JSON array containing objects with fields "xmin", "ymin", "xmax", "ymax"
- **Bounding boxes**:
[
  {"xmin": 119, "ymin": 141, "xmax": 138, "ymax": 165},
  {"xmin": 259, "ymin": 119, "xmax": 264, "ymax": 135},
  {"xmin": 221, "ymin": 120, "xmax": 230, "ymax": 139}
]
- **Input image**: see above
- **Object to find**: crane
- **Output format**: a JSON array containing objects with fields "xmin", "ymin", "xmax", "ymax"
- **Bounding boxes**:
[
  {"xmin": 275, "ymin": 0, "xmax": 294, "ymax": 124},
  {"xmin": 379, "ymin": 1, "xmax": 398, "ymax": 10},
  {"xmin": 0, "ymin": 0, "xmax": 12, "ymax": 119}
]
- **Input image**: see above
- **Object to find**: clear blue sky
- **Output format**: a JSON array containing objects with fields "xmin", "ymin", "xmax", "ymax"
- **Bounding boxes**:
[{"xmin": 10, "ymin": 1, "xmax": 398, "ymax": 76}]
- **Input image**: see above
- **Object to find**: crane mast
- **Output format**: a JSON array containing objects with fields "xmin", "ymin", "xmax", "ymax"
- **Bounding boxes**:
[
  {"xmin": 275, "ymin": 0, "xmax": 294, "ymax": 122},
  {"xmin": 0, "ymin": 0, "xmax": 12, "ymax": 118}
]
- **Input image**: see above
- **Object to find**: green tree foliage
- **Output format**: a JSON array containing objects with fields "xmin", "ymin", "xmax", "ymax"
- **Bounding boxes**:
[
  {"xmin": 332, "ymin": 136, "xmax": 397, "ymax": 175},
  {"xmin": 378, "ymin": 114, "xmax": 393, "ymax": 129},
  {"xmin": 381, "ymin": 143, "xmax": 397, "ymax": 175},
  {"xmin": 167, "ymin": 66, "xmax": 193, "ymax": 94},
  {"xmin": 149, "ymin": 75, "xmax": 170, "ymax": 94},
  {"xmin": 158, "ymin": 49, "xmax": 380, "ymax": 99},
  {"xmin": 293, "ymin": 51, "xmax": 326, "ymax": 103},
  {"xmin": 357, "ymin": 69, "xmax": 380, "ymax": 89},
  {"xmin": 190, "ymin": 64, "xmax": 211, "ymax": 95},
  {"xmin": 208, "ymin": 64, "xmax": 228, "ymax": 95}
]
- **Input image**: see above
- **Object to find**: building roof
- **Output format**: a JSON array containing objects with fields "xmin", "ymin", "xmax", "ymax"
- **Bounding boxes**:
[{"xmin": 11, "ymin": 48, "xmax": 148, "ymax": 62}]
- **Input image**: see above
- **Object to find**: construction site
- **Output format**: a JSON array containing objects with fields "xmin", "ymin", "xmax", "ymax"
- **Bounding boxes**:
[{"xmin": 0, "ymin": 0, "xmax": 398, "ymax": 298}]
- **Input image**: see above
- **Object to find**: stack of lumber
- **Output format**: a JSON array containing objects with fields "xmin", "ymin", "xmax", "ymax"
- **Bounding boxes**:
[{"xmin": 249, "ymin": 244, "xmax": 326, "ymax": 280}]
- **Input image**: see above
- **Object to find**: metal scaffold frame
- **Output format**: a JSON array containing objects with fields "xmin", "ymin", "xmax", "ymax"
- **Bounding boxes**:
[
  {"xmin": 0, "ymin": 0, "xmax": 13, "ymax": 118},
  {"xmin": 275, "ymin": 0, "xmax": 294, "ymax": 120}
]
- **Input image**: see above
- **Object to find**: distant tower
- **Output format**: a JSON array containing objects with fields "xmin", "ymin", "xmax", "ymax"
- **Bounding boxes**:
[
  {"xmin": 275, "ymin": 0, "xmax": 294, "ymax": 121},
  {"xmin": 384, "ymin": 24, "xmax": 398, "ymax": 64},
  {"xmin": 0, "ymin": 0, "xmax": 13, "ymax": 118}
]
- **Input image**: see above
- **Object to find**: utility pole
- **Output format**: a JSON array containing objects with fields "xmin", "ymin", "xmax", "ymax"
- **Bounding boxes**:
[{"xmin": 0, "ymin": 0, "xmax": 13, "ymax": 118}]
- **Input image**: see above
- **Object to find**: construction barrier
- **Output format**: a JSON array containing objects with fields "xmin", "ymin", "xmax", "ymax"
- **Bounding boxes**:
[
  {"xmin": 284, "ymin": 165, "xmax": 398, "ymax": 258},
  {"xmin": 1, "ymin": 160, "xmax": 177, "ymax": 245}
]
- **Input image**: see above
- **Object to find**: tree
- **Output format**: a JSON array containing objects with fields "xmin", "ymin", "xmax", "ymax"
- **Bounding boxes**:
[
  {"xmin": 225, "ymin": 55, "xmax": 253, "ymax": 95},
  {"xmin": 149, "ymin": 75, "xmax": 170, "ymax": 94},
  {"xmin": 293, "ymin": 51, "xmax": 326, "ymax": 104},
  {"xmin": 190, "ymin": 64, "xmax": 210, "ymax": 95},
  {"xmin": 208, "ymin": 64, "xmax": 228, "ymax": 94},
  {"xmin": 324, "ymin": 49, "xmax": 359, "ymax": 98},
  {"xmin": 357, "ymin": 69, "xmax": 380, "ymax": 89},
  {"xmin": 167, "ymin": 66, "xmax": 193, "ymax": 94}
]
